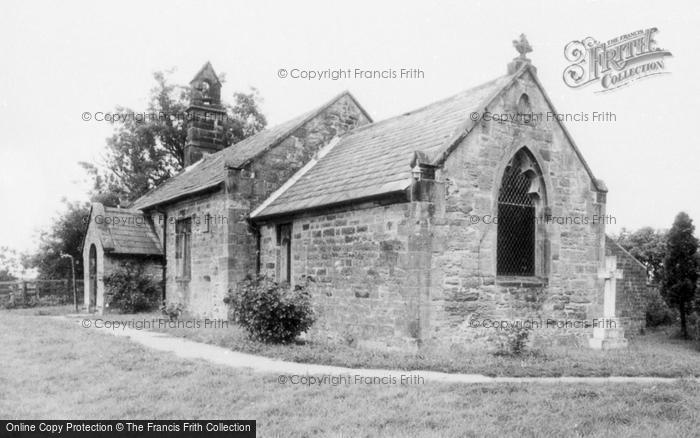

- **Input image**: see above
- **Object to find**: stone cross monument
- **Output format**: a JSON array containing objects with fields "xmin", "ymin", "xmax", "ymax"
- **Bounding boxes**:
[{"xmin": 588, "ymin": 255, "xmax": 629, "ymax": 350}]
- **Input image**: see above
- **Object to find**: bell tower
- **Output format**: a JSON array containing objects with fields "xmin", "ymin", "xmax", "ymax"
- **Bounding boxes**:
[{"xmin": 184, "ymin": 62, "xmax": 228, "ymax": 166}]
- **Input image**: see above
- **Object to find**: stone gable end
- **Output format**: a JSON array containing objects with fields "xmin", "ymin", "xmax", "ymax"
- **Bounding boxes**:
[
  {"xmin": 159, "ymin": 93, "xmax": 371, "ymax": 318},
  {"xmin": 252, "ymin": 69, "xmax": 644, "ymax": 349},
  {"xmin": 430, "ymin": 70, "xmax": 609, "ymax": 345}
]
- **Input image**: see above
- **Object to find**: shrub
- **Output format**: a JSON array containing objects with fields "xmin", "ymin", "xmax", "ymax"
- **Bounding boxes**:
[
  {"xmin": 104, "ymin": 262, "xmax": 160, "ymax": 313},
  {"xmin": 224, "ymin": 275, "xmax": 315, "ymax": 343},
  {"xmin": 646, "ymin": 288, "xmax": 675, "ymax": 327},
  {"xmin": 161, "ymin": 301, "xmax": 184, "ymax": 320},
  {"xmin": 494, "ymin": 325, "xmax": 531, "ymax": 356},
  {"xmin": 0, "ymin": 292, "xmax": 38, "ymax": 310}
]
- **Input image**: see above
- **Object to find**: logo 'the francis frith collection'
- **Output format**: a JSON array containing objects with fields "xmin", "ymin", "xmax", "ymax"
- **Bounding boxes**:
[{"xmin": 563, "ymin": 28, "xmax": 672, "ymax": 92}]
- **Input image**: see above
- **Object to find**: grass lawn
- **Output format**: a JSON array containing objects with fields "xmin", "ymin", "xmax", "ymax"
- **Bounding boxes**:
[
  {"xmin": 1, "ymin": 308, "xmax": 699, "ymax": 437},
  {"xmin": 88, "ymin": 309, "xmax": 700, "ymax": 378}
]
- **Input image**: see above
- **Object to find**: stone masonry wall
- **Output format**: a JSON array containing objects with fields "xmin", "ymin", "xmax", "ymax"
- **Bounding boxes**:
[
  {"xmin": 254, "ymin": 72, "xmax": 624, "ymax": 349},
  {"xmin": 258, "ymin": 200, "xmax": 430, "ymax": 348},
  {"xmin": 428, "ymin": 70, "xmax": 608, "ymax": 346},
  {"xmin": 82, "ymin": 218, "xmax": 105, "ymax": 312},
  {"xmin": 225, "ymin": 95, "xmax": 371, "ymax": 295},
  {"xmin": 82, "ymin": 214, "xmax": 163, "ymax": 314},
  {"xmin": 149, "ymin": 94, "xmax": 370, "ymax": 320},
  {"xmin": 159, "ymin": 189, "xmax": 230, "ymax": 319},
  {"xmin": 605, "ymin": 236, "xmax": 649, "ymax": 334}
]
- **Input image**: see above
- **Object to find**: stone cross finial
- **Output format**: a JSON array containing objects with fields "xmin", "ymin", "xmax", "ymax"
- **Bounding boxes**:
[{"xmin": 513, "ymin": 34, "xmax": 532, "ymax": 59}]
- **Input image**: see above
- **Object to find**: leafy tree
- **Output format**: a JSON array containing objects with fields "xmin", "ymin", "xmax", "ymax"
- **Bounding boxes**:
[
  {"xmin": 0, "ymin": 247, "xmax": 23, "ymax": 281},
  {"xmin": 662, "ymin": 212, "xmax": 699, "ymax": 339},
  {"xmin": 616, "ymin": 227, "xmax": 667, "ymax": 284},
  {"xmin": 81, "ymin": 69, "xmax": 266, "ymax": 205},
  {"xmin": 28, "ymin": 200, "xmax": 89, "ymax": 280},
  {"xmin": 30, "ymin": 68, "xmax": 267, "ymax": 281}
]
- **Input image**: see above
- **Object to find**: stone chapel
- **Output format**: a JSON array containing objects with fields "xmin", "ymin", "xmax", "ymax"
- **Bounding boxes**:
[{"xmin": 82, "ymin": 37, "xmax": 650, "ymax": 349}]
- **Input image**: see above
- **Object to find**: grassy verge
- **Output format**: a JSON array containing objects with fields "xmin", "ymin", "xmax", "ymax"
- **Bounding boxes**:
[
  {"xmin": 86, "ymin": 309, "xmax": 700, "ymax": 378},
  {"xmin": 1, "ymin": 310, "xmax": 699, "ymax": 437}
]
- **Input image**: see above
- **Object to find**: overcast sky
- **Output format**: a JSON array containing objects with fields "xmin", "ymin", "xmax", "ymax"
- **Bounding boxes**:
[{"xmin": 1, "ymin": 0, "xmax": 699, "ymax": 253}]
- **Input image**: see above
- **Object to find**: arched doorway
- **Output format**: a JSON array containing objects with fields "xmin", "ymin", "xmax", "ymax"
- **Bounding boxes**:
[{"xmin": 88, "ymin": 244, "xmax": 97, "ymax": 311}]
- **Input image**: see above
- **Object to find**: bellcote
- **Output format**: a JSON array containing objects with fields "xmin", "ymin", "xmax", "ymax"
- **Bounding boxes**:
[
  {"xmin": 189, "ymin": 61, "xmax": 223, "ymax": 108},
  {"xmin": 184, "ymin": 62, "xmax": 228, "ymax": 166}
]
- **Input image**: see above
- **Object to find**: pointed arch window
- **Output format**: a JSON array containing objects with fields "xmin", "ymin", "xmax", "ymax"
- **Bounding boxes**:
[
  {"xmin": 517, "ymin": 93, "xmax": 531, "ymax": 115},
  {"xmin": 497, "ymin": 148, "xmax": 547, "ymax": 277}
]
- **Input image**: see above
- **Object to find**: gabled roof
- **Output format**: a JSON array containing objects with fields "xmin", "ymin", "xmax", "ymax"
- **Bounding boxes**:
[
  {"xmin": 85, "ymin": 203, "xmax": 163, "ymax": 256},
  {"xmin": 252, "ymin": 72, "xmax": 517, "ymax": 218},
  {"xmin": 252, "ymin": 65, "xmax": 605, "ymax": 219},
  {"xmin": 130, "ymin": 91, "xmax": 370, "ymax": 210}
]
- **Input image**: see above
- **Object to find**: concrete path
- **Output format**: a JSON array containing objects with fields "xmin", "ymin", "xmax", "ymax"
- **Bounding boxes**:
[{"xmin": 64, "ymin": 316, "xmax": 699, "ymax": 385}]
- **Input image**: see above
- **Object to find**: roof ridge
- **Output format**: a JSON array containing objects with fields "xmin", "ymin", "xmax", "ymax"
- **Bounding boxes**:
[{"xmin": 337, "ymin": 73, "xmax": 513, "ymax": 140}]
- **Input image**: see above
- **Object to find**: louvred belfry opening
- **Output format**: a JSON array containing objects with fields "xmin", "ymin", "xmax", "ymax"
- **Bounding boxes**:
[{"xmin": 497, "ymin": 156, "xmax": 536, "ymax": 276}]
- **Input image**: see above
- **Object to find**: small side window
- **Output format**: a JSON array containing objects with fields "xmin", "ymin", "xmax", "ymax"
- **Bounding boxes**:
[
  {"xmin": 175, "ymin": 218, "xmax": 192, "ymax": 280},
  {"xmin": 276, "ymin": 223, "xmax": 292, "ymax": 283}
]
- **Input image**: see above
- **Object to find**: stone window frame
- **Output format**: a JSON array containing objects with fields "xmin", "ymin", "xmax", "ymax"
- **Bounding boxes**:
[
  {"xmin": 276, "ymin": 223, "xmax": 292, "ymax": 283},
  {"xmin": 493, "ymin": 146, "xmax": 551, "ymax": 282},
  {"xmin": 203, "ymin": 213, "xmax": 211, "ymax": 233},
  {"xmin": 497, "ymin": 162, "xmax": 537, "ymax": 276},
  {"xmin": 517, "ymin": 93, "xmax": 532, "ymax": 115},
  {"xmin": 175, "ymin": 217, "xmax": 192, "ymax": 281},
  {"xmin": 515, "ymin": 93, "xmax": 542, "ymax": 127}
]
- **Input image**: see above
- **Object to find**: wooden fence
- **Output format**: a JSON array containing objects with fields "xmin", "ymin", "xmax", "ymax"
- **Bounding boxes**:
[{"xmin": 0, "ymin": 279, "xmax": 84, "ymax": 306}]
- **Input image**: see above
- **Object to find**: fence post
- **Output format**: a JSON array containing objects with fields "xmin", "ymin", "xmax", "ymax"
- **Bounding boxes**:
[{"xmin": 22, "ymin": 281, "xmax": 27, "ymax": 302}]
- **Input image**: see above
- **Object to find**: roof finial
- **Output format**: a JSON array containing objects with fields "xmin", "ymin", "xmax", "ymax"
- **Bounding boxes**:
[
  {"xmin": 507, "ymin": 34, "xmax": 536, "ymax": 75},
  {"xmin": 513, "ymin": 34, "xmax": 532, "ymax": 60}
]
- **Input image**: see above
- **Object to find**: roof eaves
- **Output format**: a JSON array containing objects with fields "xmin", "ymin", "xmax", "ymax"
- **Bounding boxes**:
[
  {"xmin": 252, "ymin": 186, "xmax": 410, "ymax": 222},
  {"xmin": 134, "ymin": 181, "xmax": 223, "ymax": 211}
]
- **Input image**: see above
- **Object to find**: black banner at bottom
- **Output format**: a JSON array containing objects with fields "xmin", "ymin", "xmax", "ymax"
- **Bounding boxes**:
[{"xmin": 1, "ymin": 421, "xmax": 256, "ymax": 437}]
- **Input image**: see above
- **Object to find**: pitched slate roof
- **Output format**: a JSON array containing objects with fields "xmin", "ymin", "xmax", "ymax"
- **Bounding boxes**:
[
  {"xmin": 130, "ymin": 91, "xmax": 369, "ymax": 210},
  {"xmin": 88, "ymin": 204, "xmax": 163, "ymax": 255},
  {"xmin": 252, "ymin": 73, "xmax": 518, "ymax": 218}
]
